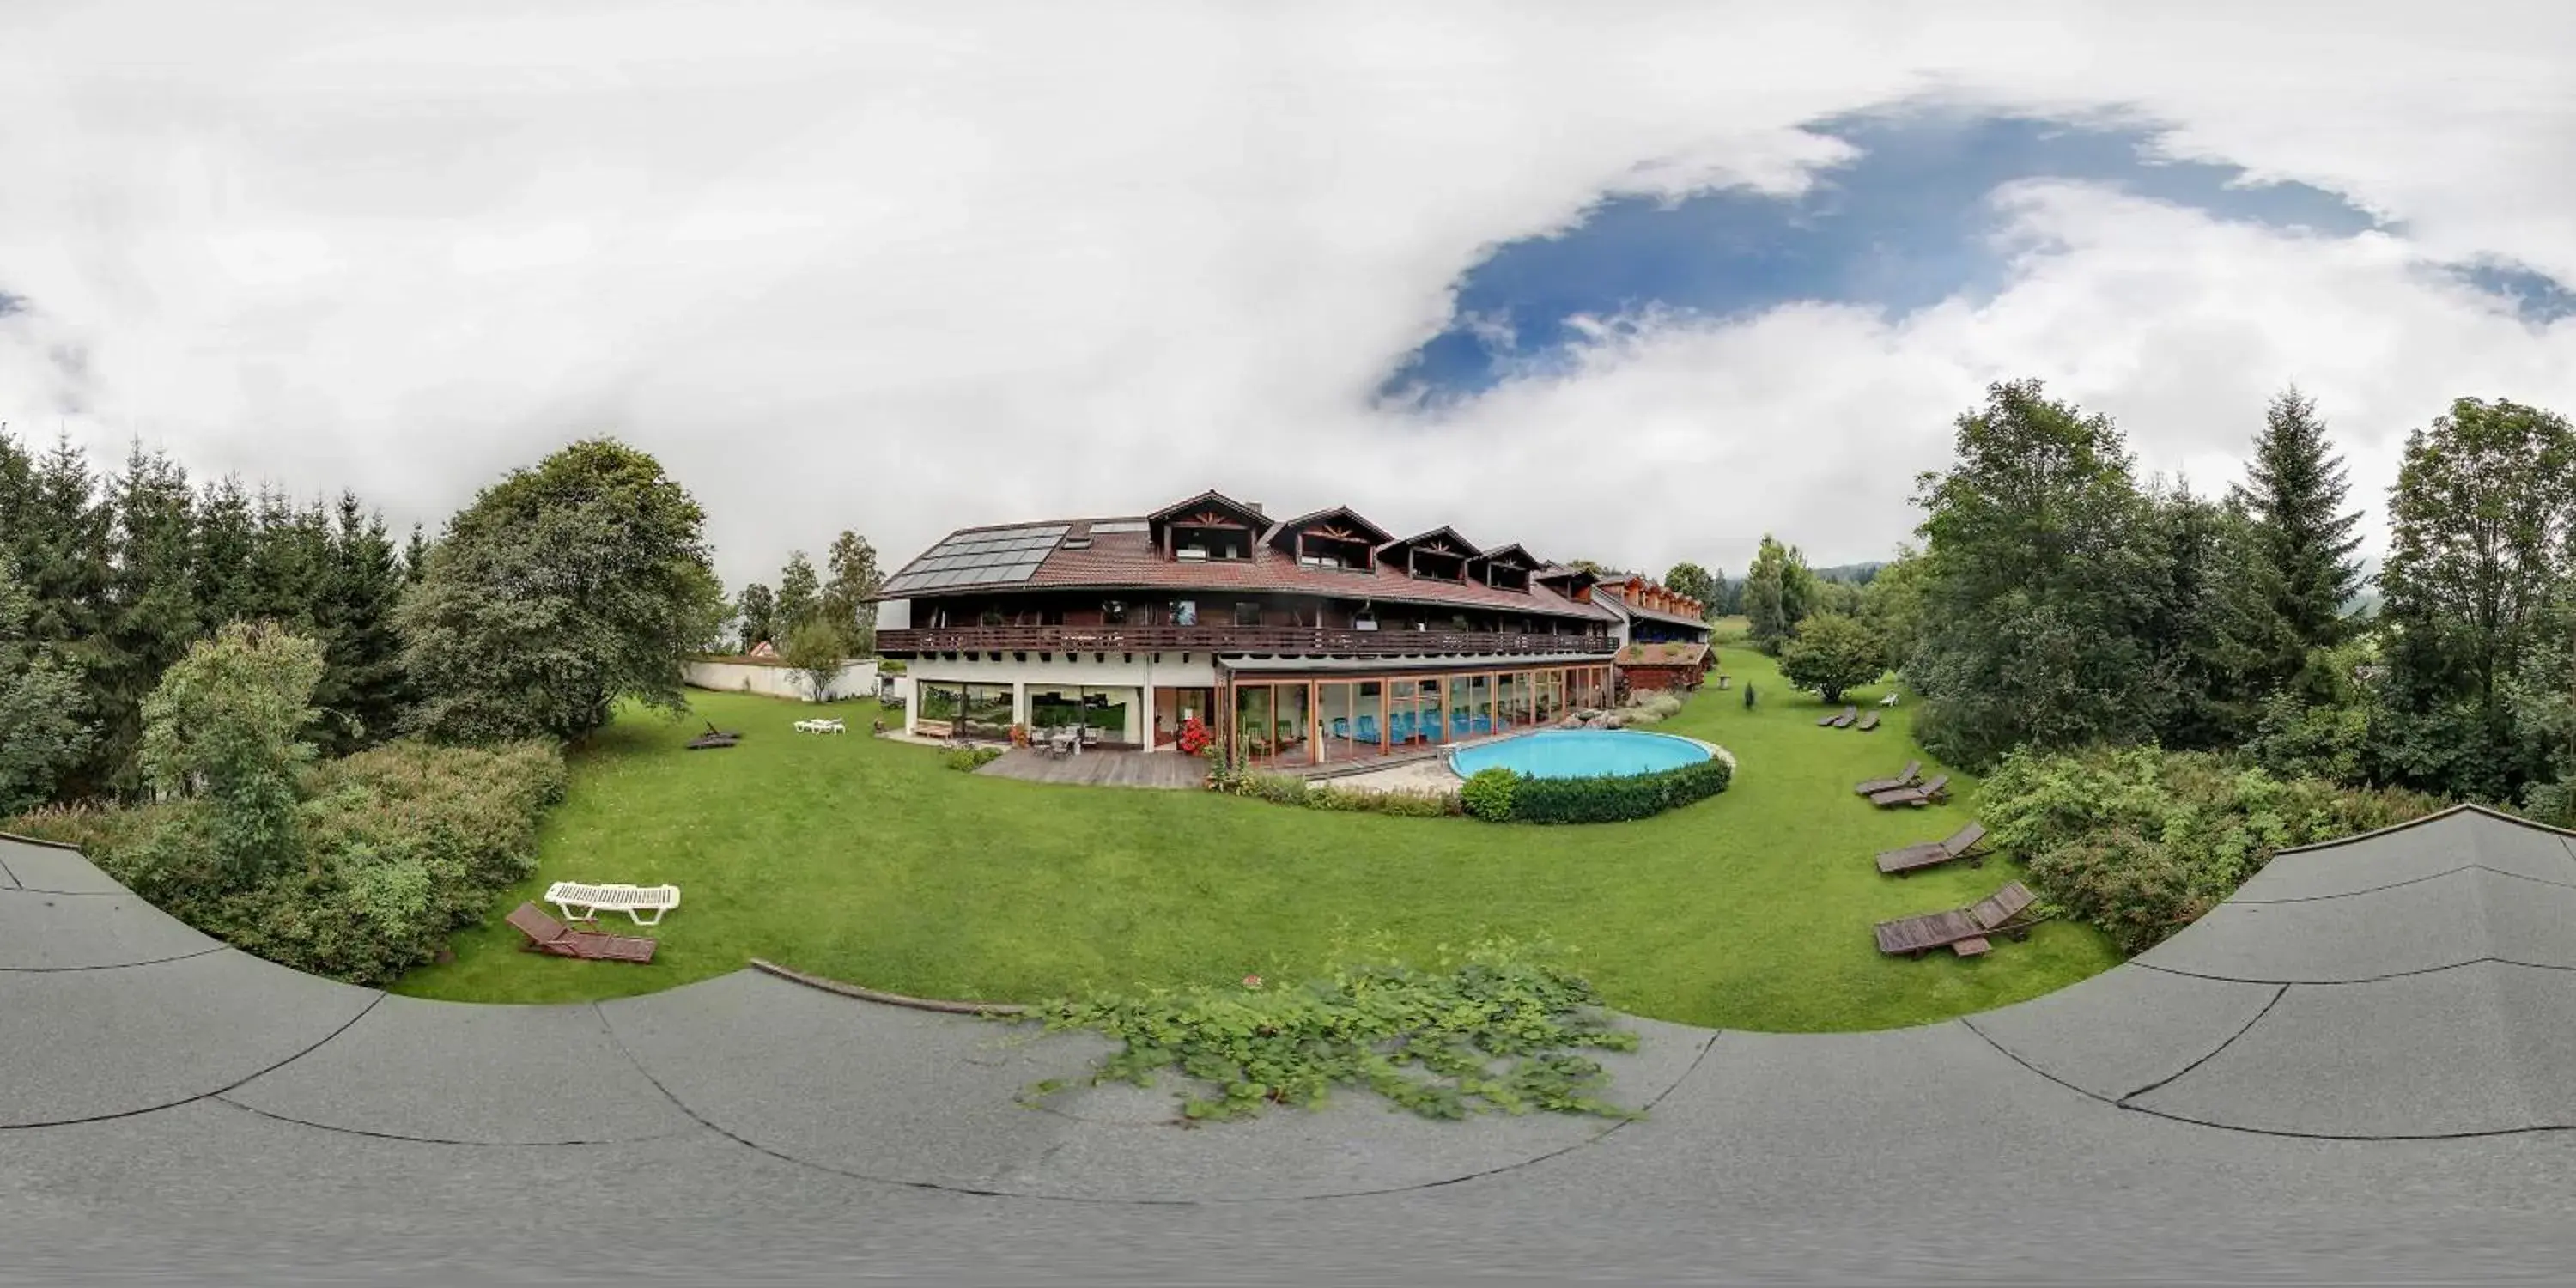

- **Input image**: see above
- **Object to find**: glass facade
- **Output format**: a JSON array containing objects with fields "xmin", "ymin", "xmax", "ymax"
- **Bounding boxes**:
[{"xmin": 1220, "ymin": 663, "xmax": 1617, "ymax": 769}]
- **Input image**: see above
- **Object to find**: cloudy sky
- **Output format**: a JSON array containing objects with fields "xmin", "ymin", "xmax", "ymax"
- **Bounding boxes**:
[{"xmin": 3, "ymin": 1, "xmax": 2572, "ymax": 591}]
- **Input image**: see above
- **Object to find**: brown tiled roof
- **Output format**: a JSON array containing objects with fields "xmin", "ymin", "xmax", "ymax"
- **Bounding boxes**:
[
  {"xmin": 886, "ymin": 516, "xmax": 1614, "ymax": 621},
  {"xmin": 1616, "ymin": 641, "xmax": 1712, "ymax": 667},
  {"xmin": 1598, "ymin": 586, "xmax": 1710, "ymax": 631},
  {"xmin": 1034, "ymin": 526, "xmax": 1609, "ymax": 619}
]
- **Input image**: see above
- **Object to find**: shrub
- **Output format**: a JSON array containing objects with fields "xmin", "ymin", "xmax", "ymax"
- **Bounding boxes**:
[
  {"xmin": 12, "ymin": 738, "xmax": 566, "ymax": 986},
  {"xmin": 1982, "ymin": 744, "xmax": 2447, "ymax": 952},
  {"xmin": 2023, "ymin": 829, "xmax": 2203, "ymax": 954},
  {"xmin": 1305, "ymin": 785, "xmax": 1461, "ymax": 817},
  {"xmin": 1459, "ymin": 767, "xmax": 1520, "ymax": 822},
  {"xmin": 1024, "ymin": 939, "xmax": 1641, "ymax": 1122},
  {"xmin": 1474, "ymin": 755, "xmax": 1732, "ymax": 824},
  {"xmin": 944, "ymin": 746, "xmax": 1004, "ymax": 772}
]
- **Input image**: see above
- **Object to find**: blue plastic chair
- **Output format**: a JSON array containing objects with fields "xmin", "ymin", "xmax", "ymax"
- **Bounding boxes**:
[
  {"xmin": 1330, "ymin": 717, "xmax": 1350, "ymax": 739},
  {"xmin": 1356, "ymin": 715, "xmax": 1379, "ymax": 744}
]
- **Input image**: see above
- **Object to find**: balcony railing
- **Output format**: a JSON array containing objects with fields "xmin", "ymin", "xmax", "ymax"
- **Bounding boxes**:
[{"xmin": 879, "ymin": 624, "xmax": 1615, "ymax": 658}]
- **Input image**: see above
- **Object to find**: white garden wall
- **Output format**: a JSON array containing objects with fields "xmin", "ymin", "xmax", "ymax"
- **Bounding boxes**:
[{"xmin": 686, "ymin": 658, "xmax": 898, "ymax": 704}]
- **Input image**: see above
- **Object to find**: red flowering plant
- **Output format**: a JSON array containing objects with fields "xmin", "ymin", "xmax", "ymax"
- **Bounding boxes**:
[{"xmin": 1176, "ymin": 715, "xmax": 1212, "ymax": 756}]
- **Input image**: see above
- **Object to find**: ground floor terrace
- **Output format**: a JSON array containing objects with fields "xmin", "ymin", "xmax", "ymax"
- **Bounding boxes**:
[
  {"xmin": 1217, "ymin": 659, "xmax": 1617, "ymax": 772},
  {"xmin": 904, "ymin": 657, "xmax": 1617, "ymax": 767}
]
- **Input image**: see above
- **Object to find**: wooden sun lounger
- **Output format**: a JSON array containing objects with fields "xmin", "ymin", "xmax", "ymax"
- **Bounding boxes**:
[
  {"xmin": 506, "ymin": 902, "xmax": 657, "ymax": 963},
  {"xmin": 1822, "ymin": 705, "xmax": 1857, "ymax": 728},
  {"xmin": 1856, "ymin": 760, "xmax": 1923, "ymax": 795},
  {"xmin": 1868, "ymin": 773, "xmax": 1950, "ymax": 808},
  {"xmin": 1875, "ymin": 822, "xmax": 1990, "ymax": 877},
  {"xmin": 687, "ymin": 720, "xmax": 740, "ymax": 750},
  {"xmin": 1874, "ymin": 881, "xmax": 2038, "ymax": 958},
  {"xmin": 1856, "ymin": 711, "xmax": 1880, "ymax": 732}
]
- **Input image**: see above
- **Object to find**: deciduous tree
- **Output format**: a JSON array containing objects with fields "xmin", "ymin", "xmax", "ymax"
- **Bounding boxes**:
[
  {"xmin": 139, "ymin": 621, "xmax": 325, "ymax": 885},
  {"xmin": 396, "ymin": 439, "xmax": 717, "ymax": 744},
  {"xmin": 1910, "ymin": 380, "xmax": 2170, "ymax": 768},
  {"xmin": 1776, "ymin": 611, "xmax": 1886, "ymax": 702}
]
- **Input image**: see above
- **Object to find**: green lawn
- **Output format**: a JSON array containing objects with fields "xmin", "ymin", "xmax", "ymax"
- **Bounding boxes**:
[{"xmin": 396, "ymin": 647, "xmax": 2121, "ymax": 1030}]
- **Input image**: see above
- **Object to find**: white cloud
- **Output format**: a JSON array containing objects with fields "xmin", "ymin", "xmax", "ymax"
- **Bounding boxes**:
[{"xmin": 0, "ymin": 0, "xmax": 2569, "ymax": 586}]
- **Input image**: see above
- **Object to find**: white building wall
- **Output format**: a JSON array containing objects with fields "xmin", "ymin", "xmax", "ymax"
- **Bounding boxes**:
[{"xmin": 686, "ymin": 659, "xmax": 893, "ymax": 703}]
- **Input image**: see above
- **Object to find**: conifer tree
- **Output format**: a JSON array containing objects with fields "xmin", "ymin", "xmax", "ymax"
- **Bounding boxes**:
[{"xmin": 2231, "ymin": 386, "xmax": 2365, "ymax": 659}]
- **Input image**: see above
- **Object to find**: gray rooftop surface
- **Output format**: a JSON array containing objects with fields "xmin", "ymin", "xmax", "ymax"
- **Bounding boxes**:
[{"xmin": 15, "ymin": 804, "xmax": 2576, "ymax": 1284}]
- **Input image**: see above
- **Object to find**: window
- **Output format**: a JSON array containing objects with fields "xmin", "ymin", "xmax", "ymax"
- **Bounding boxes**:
[
  {"xmin": 1171, "ymin": 599, "xmax": 1198, "ymax": 627},
  {"xmin": 1233, "ymin": 602, "xmax": 1264, "ymax": 627},
  {"xmin": 1102, "ymin": 599, "xmax": 1128, "ymax": 624}
]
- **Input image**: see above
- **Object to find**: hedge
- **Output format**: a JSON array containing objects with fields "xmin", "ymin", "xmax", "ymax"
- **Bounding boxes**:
[{"xmin": 1462, "ymin": 755, "xmax": 1732, "ymax": 824}]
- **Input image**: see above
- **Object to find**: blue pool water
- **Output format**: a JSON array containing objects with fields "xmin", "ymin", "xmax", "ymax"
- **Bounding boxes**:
[{"xmin": 1450, "ymin": 729, "xmax": 1711, "ymax": 780}]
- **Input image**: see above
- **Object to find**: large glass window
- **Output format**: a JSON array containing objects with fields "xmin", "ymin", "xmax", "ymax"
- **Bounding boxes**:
[
  {"xmin": 1102, "ymin": 599, "xmax": 1127, "ymax": 624},
  {"xmin": 960, "ymin": 683, "xmax": 1014, "ymax": 739},
  {"xmin": 917, "ymin": 680, "xmax": 964, "ymax": 734},
  {"xmin": 1233, "ymin": 602, "xmax": 1263, "ymax": 627}
]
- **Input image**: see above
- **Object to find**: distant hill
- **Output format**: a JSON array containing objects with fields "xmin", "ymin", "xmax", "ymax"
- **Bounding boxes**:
[{"xmin": 1811, "ymin": 561, "xmax": 1886, "ymax": 585}]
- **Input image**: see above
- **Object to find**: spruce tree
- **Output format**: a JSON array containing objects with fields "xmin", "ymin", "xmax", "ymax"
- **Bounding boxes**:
[
  {"xmin": 2232, "ymin": 386, "xmax": 2365, "ymax": 658},
  {"xmin": 100, "ymin": 445, "xmax": 204, "ymax": 790},
  {"xmin": 311, "ymin": 492, "xmax": 410, "ymax": 753},
  {"xmin": 401, "ymin": 523, "xmax": 432, "ymax": 586},
  {"xmin": 193, "ymin": 475, "xmax": 258, "ymax": 627}
]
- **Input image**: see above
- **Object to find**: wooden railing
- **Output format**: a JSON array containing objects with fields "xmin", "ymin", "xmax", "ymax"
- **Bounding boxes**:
[{"xmin": 879, "ymin": 624, "xmax": 1615, "ymax": 658}]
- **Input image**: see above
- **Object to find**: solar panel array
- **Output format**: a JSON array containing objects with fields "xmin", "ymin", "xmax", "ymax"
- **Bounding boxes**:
[{"xmin": 879, "ymin": 524, "xmax": 1071, "ymax": 595}]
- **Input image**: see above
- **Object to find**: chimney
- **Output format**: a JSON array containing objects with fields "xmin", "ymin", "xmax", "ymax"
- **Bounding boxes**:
[{"xmin": 1245, "ymin": 501, "xmax": 1264, "ymax": 517}]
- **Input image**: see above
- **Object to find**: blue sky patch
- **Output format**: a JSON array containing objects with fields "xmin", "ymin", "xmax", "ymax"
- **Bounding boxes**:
[{"xmin": 1376, "ymin": 108, "xmax": 2567, "ymax": 406}]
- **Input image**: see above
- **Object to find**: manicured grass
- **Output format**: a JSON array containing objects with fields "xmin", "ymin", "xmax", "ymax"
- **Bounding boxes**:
[{"xmin": 397, "ymin": 648, "xmax": 2121, "ymax": 1030}]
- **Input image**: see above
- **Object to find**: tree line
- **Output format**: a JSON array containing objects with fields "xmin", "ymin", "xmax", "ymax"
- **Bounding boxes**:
[
  {"xmin": 0, "ymin": 429, "xmax": 880, "ymax": 817},
  {"xmin": 1704, "ymin": 381, "xmax": 2575, "ymax": 822}
]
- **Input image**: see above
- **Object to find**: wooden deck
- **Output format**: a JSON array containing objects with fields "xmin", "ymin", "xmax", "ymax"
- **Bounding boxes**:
[{"xmin": 975, "ymin": 748, "xmax": 1209, "ymax": 790}]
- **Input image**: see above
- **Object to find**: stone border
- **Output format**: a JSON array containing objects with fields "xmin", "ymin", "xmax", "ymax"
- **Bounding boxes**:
[
  {"xmin": 749, "ymin": 958, "xmax": 1029, "ymax": 1016},
  {"xmin": 0, "ymin": 829, "xmax": 88, "ymax": 852}
]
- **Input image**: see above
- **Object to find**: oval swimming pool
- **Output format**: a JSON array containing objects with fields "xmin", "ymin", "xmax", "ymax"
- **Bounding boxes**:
[{"xmin": 1449, "ymin": 729, "xmax": 1711, "ymax": 780}]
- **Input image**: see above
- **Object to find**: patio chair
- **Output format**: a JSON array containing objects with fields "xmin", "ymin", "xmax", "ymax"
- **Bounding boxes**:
[
  {"xmin": 1330, "ymin": 716, "xmax": 1350, "ymax": 739},
  {"xmin": 1855, "ymin": 760, "xmax": 1923, "ymax": 795},
  {"xmin": 1868, "ymin": 774, "xmax": 1951, "ymax": 808},
  {"xmin": 1855, "ymin": 711, "xmax": 1880, "ymax": 732},
  {"xmin": 506, "ymin": 902, "xmax": 657, "ymax": 963},
  {"xmin": 544, "ymin": 880, "xmax": 683, "ymax": 925},
  {"xmin": 1873, "ymin": 881, "xmax": 2038, "ymax": 958},
  {"xmin": 1356, "ymin": 714, "xmax": 1379, "ymax": 744},
  {"xmin": 1829, "ymin": 706, "xmax": 1858, "ymax": 728},
  {"xmin": 1874, "ymin": 822, "xmax": 1991, "ymax": 877}
]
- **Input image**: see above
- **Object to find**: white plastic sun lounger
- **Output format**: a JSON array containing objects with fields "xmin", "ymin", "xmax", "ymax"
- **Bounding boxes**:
[
  {"xmin": 794, "ymin": 718, "xmax": 846, "ymax": 734},
  {"xmin": 544, "ymin": 881, "xmax": 683, "ymax": 926}
]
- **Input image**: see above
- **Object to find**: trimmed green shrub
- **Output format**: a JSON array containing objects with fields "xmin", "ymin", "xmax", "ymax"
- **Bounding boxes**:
[
  {"xmin": 2023, "ymin": 828, "xmax": 2202, "ymax": 954},
  {"xmin": 1459, "ymin": 767, "xmax": 1520, "ymax": 822},
  {"xmin": 1467, "ymin": 755, "xmax": 1732, "ymax": 824},
  {"xmin": 14, "ymin": 738, "xmax": 566, "ymax": 985},
  {"xmin": 943, "ymin": 746, "xmax": 1004, "ymax": 772}
]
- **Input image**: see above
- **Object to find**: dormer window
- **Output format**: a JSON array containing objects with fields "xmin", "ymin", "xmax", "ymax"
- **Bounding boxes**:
[
  {"xmin": 1147, "ymin": 491, "xmax": 1267, "ymax": 562},
  {"xmin": 1378, "ymin": 526, "xmax": 1482, "ymax": 585},
  {"xmin": 1269, "ymin": 507, "xmax": 1394, "ymax": 571}
]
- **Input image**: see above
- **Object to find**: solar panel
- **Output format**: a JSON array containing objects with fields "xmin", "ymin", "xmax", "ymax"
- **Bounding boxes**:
[
  {"xmin": 880, "ymin": 524, "xmax": 1071, "ymax": 595},
  {"xmin": 1089, "ymin": 520, "xmax": 1148, "ymax": 534}
]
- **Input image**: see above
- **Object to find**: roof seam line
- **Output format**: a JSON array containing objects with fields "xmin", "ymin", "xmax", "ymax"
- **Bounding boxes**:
[
  {"xmin": 2133, "ymin": 955, "xmax": 2576, "ymax": 987},
  {"xmin": 2115, "ymin": 982, "xmax": 2288, "ymax": 1104},
  {"xmin": 0, "ymin": 945, "xmax": 230, "ymax": 973},
  {"xmin": 2233, "ymin": 863, "xmax": 2576, "ymax": 904},
  {"xmin": 0, "ymin": 988, "xmax": 385, "ymax": 1133}
]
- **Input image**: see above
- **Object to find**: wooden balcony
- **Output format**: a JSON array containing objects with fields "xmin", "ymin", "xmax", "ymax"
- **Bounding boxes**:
[{"xmin": 878, "ymin": 624, "xmax": 1615, "ymax": 659}]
